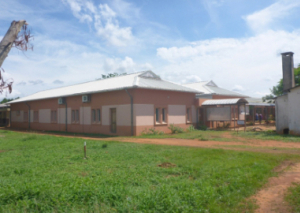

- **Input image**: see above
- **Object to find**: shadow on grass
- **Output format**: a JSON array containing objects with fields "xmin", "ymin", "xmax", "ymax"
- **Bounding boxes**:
[
  {"xmin": 234, "ymin": 131, "xmax": 300, "ymax": 142},
  {"xmin": 45, "ymin": 131, "xmax": 119, "ymax": 138}
]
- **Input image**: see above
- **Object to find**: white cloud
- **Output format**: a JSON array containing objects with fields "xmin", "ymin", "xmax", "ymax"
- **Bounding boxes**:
[
  {"xmin": 156, "ymin": 30, "xmax": 300, "ymax": 97},
  {"xmin": 63, "ymin": 0, "xmax": 133, "ymax": 46},
  {"xmin": 232, "ymin": 85, "xmax": 245, "ymax": 92},
  {"xmin": 244, "ymin": 0, "xmax": 300, "ymax": 33},
  {"xmin": 181, "ymin": 75, "xmax": 202, "ymax": 84},
  {"xmin": 1, "ymin": 35, "xmax": 152, "ymax": 98}
]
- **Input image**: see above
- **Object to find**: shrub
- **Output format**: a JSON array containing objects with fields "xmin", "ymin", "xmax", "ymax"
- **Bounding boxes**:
[
  {"xmin": 186, "ymin": 125, "xmax": 196, "ymax": 132},
  {"xmin": 168, "ymin": 124, "xmax": 184, "ymax": 134},
  {"xmin": 197, "ymin": 124, "xmax": 208, "ymax": 131},
  {"xmin": 141, "ymin": 128, "xmax": 164, "ymax": 135},
  {"xmin": 102, "ymin": 144, "xmax": 107, "ymax": 148}
]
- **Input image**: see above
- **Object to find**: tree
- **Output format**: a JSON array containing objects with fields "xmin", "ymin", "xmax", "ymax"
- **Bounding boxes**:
[
  {"xmin": 0, "ymin": 97, "xmax": 19, "ymax": 104},
  {"xmin": 98, "ymin": 72, "xmax": 127, "ymax": 80},
  {"xmin": 263, "ymin": 64, "xmax": 300, "ymax": 103},
  {"xmin": 0, "ymin": 20, "xmax": 33, "ymax": 94}
]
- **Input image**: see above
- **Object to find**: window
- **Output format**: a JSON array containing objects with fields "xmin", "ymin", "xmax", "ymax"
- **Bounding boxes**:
[
  {"xmin": 51, "ymin": 110, "xmax": 57, "ymax": 123},
  {"xmin": 155, "ymin": 108, "xmax": 160, "ymax": 123},
  {"xmin": 186, "ymin": 108, "xmax": 190, "ymax": 122},
  {"xmin": 92, "ymin": 109, "xmax": 96, "ymax": 122},
  {"xmin": 16, "ymin": 111, "xmax": 20, "ymax": 116},
  {"xmin": 23, "ymin": 111, "xmax": 28, "ymax": 122},
  {"xmin": 162, "ymin": 108, "xmax": 166, "ymax": 123},
  {"xmin": 91, "ymin": 109, "xmax": 101, "ymax": 123},
  {"xmin": 72, "ymin": 110, "xmax": 75, "ymax": 122},
  {"xmin": 33, "ymin": 111, "xmax": 39, "ymax": 122},
  {"xmin": 97, "ymin": 109, "xmax": 101, "ymax": 122},
  {"xmin": 72, "ymin": 109, "xmax": 79, "ymax": 123},
  {"xmin": 155, "ymin": 107, "xmax": 167, "ymax": 124}
]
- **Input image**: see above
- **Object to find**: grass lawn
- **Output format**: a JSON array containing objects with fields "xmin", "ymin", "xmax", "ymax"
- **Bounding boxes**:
[
  {"xmin": 1, "ymin": 130, "xmax": 300, "ymax": 212},
  {"xmin": 286, "ymin": 184, "xmax": 300, "ymax": 213}
]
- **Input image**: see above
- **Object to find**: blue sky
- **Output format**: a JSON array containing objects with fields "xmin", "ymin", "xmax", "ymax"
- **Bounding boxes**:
[{"xmin": 1, "ymin": 0, "xmax": 300, "ymax": 98}]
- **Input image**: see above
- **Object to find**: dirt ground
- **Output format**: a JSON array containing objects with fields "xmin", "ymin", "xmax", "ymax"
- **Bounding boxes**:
[{"xmin": 251, "ymin": 161, "xmax": 300, "ymax": 213}]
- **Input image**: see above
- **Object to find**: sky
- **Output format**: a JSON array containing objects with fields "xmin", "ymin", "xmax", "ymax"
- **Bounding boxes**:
[{"xmin": 1, "ymin": 0, "xmax": 300, "ymax": 99}]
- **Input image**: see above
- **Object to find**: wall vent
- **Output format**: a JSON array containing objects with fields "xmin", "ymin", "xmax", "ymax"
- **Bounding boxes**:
[
  {"xmin": 58, "ymin": 97, "xmax": 65, "ymax": 105},
  {"xmin": 82, "ymin": 95, "xmax": 91, "ymax": 103}
]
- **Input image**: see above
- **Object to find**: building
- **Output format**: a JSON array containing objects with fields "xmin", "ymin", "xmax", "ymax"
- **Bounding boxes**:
[
  {"xmin": 275, "ymin": 52, "xmax": 300, "ymax": 135},
  {"xmin": 8, "ymin": 71, "xmax": 199, "ymax": 136},
  {"xmin": 183, "ymin": 81, "xmax": 275, "ymax": 125},
  {"xmin": 0, "ymin": 104, "xmax": 10, "ymax": 127}
]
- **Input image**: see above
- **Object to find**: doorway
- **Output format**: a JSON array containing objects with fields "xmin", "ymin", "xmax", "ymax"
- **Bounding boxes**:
[{"xmin": 110, "ymin": 108, "xmax": 117, "ymax": 133}]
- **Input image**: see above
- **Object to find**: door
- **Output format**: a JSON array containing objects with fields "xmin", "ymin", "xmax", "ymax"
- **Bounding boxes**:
[{"xmin": 110, "ymin": 108, "xmax": 117, "ymax": 133}]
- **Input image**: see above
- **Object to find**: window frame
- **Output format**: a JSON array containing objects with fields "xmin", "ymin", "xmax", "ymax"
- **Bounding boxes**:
[
  {"xmin": 154, "ymin": 106, "xmax": 168, "ymax": 126},
  {"xmin": 91, "ymin": 108, "xmax": 101, "ymax": 124},
  {"xmin": 186, "ymin": 107, "xmax": 192, "ymax": 123},
  {"xmin": 23, "ymin": 111, "xmax": 28, "ymax": 122},
  {"xmin": 71, "ymin": 109, "xmax": 80, "ymax": 124},
  {"xmin": 33, "ymin": 111, "xmax": 39, "ymax": 123},
  {"xmin": 51, "ymin": 110, "xmax": 57, "ymax": 123}
]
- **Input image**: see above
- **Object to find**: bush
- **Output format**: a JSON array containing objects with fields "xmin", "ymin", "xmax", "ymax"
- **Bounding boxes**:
[
  {"xmin": 186, "ymin": 125, "xmax": 196, "ymax": 132},
  {"xmin": 197, "ymin": 124, "xmax": 208, "ymax": 131},
  {"xmin": 102, "ymin": 144, "xmax": 107, "ymax": 148},
  {"xmin": 168, "ymin": 124, "xmax": 184, "ymax": 134},
  {"xmin": 141, "ymin": 128, "xmax": 164, "ymax": 135}
]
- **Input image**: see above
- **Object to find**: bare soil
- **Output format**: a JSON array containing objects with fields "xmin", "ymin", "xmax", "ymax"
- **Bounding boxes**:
[
  {"xmin": 251, "ymin": 161, "xmax": 300, "ymax": 213},
  {"xmin": 158, "ymin": 162, "xmax": 176, "ymax": 168}
]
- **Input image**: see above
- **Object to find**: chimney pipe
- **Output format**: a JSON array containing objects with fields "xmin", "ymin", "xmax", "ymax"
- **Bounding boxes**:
[{"xmin": 281, "ymin": 52, "xmax": 295, "ymax": 92}]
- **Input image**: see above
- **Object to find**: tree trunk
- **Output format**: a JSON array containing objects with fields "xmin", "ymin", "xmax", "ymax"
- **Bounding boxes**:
[{"xmin": 0, "ymin": 20, "xmax": 26, "ymax": 68}]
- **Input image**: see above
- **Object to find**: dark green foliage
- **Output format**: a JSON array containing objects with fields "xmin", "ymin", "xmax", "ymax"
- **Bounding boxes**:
[
  {"xmin": 263, "ymin": 65, "xmax": 300, "ymax": 102},
  {"xmin": 98, "ymin": 73, "xmax": 127, "ymax": 80},
  {"xmin": 0, "ymin": 130, "xmax": 299, "ymax": 212},
  {"xmin": 102, "ymin": 144, "xmax": 107, "ymax": 148},
  {"xmin": 0, "ymin": 97, "xmax": 19, "ymax": 104}
]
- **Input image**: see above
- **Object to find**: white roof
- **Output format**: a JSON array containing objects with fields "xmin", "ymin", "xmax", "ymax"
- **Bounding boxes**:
[
  {"xmin": 9, "ymin": 71, "xmax": 199, "ymax": 104},
  {"xmin": 202, "ymin": 98, "xmax": 248, "ymax": 106},
  {"xmin": 183, "ymin": 81, "xmax": 249, "ymax": 97}
]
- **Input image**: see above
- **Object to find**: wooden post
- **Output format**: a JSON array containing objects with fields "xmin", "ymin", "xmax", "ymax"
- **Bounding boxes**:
[
  {"xmin": 84, "ymin": 141, "xmax": 86, "ymax": 158},
  {"xmin": 233, "ymin": 105, "xmax": 235, "ymax": 131},
  {"xmin": 244, "ymin": 103, "xmax": 246, "ymax": 132}
]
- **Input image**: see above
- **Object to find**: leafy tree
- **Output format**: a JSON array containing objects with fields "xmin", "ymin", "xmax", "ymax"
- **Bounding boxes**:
[
  {"xmin": 1, "ymin": 97, "xmax": 19, "ymax": 104},
  {"xmin": 98, "ymin": 72, "xmax": 127, "ymax": 80},
  {"xmin": 263, "ymin": 65, "xmax": 300, "ymax": 103}
]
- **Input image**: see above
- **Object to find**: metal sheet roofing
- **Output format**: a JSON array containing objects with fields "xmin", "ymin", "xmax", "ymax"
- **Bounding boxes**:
[
  {"xmin": 202, "ymin": 98, "xmax": 248, "ymax": 106},
  {"xmin": 245, "ymin": 98, "xmax": 275, "ymax": 106},
  {"xmin": 183, "ymin": 81, "xmax": 249, "ymax": 97},
  {"xmin": 9, "ymin": 71, "xmax": 199, "ymax": 104}
]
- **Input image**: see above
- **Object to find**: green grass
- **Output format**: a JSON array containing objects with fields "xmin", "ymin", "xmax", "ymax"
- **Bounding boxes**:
[
  {"xmin": 286, "ymin": 183, "xmax": 300, "ymax": 212},
  {"xmin": 0, "ymin": 130, "xmax": 299, "ymax": 212},
  {"xmin": 137, "ymin": 129, "xmax": 231, "ymax": 141},
  {"xmin": 233, "ymin": 131, "xmax": 300, "ymax": 142}
]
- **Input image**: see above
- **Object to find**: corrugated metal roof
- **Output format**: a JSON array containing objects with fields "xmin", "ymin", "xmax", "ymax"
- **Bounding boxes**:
[
  {"xmin": 183, "ymin": 81, "xmax": 249, "ymax": 97},
  {"xmin": 202, "ymin": 98, "xmax": 248, "ymax": 106},
  {"xmin": 0, "ymin": 104, "xmax": 9, "ymax": 108},
  {"xmin": 245, "ymin": 98, "xmax": 275, "ymax": 106},
  {"xmin": 9, "ymin": 71, "xmax": 199, "ymax": 104}
]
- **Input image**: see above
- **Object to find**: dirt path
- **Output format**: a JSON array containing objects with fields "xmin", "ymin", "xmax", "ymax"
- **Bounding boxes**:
[{"xmin": 251, "ymin": 161, "xmax": 300, "ymax": 213}]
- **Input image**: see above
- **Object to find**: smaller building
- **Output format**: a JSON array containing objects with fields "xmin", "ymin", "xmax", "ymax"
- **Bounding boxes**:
[
  {"xmin": 275, "ymin": 52, "xmax": 300, "ymax": 135},
  {"xmin": 0, "ymin": 104, "xmax": 10, "ymax": 127}
]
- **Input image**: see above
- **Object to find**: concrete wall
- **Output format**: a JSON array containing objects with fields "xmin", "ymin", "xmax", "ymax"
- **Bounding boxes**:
[
  {"xmin": 287, "ymin": 87, "xmax": 300, "ymax": 135},
  {"xmin": 276, "ymin": 87, "xmax": 300, "ymax": 135}
]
